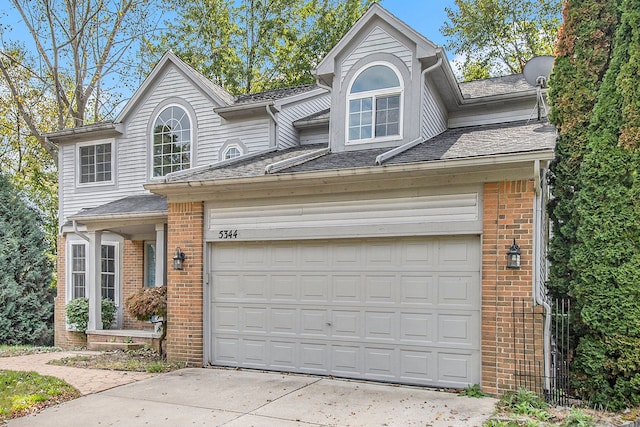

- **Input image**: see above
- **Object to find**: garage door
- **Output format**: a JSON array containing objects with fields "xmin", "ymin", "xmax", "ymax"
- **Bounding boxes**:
[{"xmin": 208, "ymin": 236, "xmax": 480, "ymax": 388}]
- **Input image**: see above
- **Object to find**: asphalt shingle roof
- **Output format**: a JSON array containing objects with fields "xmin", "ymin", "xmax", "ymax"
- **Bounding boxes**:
[
  {"xmin": 459, "ymin": 74, "xmax": 534, "ymax": 99},
  {"xmin": 71, "ymin": 194, "xmax": 167, "ymax": 218},
  {"xmin": 281, "ymin": 120, "xmax": 555, "ymax": 174},
  {"xmin": 165, "ymin": 144, "xmax": 328, "ymax": 182},
  {"xmin": 234, "ymin": 84, "xmax": 318, "ymax": 105}
]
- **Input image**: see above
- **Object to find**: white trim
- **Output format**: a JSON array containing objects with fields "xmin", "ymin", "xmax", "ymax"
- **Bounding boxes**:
[
  {"xmin": 75, "ymin": 139, "xmax": 115, "ymax": 188},
  {"xmin": 149, "ymin": 103, "xmax": 194, "ymax": 180},
  {"xmin": 346, "ymin": 62, "xmax": 404, "ymax": 145}
]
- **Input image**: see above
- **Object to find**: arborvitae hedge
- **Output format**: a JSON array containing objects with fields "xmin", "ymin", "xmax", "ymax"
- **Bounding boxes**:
[
  {"xmin": 547, "ymin": 0, "xmax": 619, "ymax": 299},
  {"xmin": 0, "ymin": 173, "xmax": 54, "ymax": 345},
  {"xmin": 570, "ymin": 0, "xmax": 640, "ymax": 409}
]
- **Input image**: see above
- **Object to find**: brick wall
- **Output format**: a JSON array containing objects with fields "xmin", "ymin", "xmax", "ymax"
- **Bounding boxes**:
[
  {"xmin": 481, "ymin": 180, "xmax": 544, "ymax": 395},
  {"xmin": 54, "ymin": 235, "xmax": 87, "ymax": 348},
  {"xmin": 166, "ymin": 201, "xmax": 204, "ymax": 366},
  {"xmin": 121, "ymin": 240, "xmax": 154, "ymax": 330}
]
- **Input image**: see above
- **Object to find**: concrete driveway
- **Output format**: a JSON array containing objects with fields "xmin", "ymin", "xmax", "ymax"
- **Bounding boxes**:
[{"xmin": 9, "ymin": 368, "xmax": 496, "ymax": 426}]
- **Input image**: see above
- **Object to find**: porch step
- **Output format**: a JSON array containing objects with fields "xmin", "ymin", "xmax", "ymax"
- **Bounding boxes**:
[{"xmin": 88, "ymin": 341, "xmax": 146, "ymax": 351}]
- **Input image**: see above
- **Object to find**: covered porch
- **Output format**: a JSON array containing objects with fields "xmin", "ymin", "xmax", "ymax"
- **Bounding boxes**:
[{"xmin": 60, "ymin": 194, "xmax": 168, "ymax": 351}]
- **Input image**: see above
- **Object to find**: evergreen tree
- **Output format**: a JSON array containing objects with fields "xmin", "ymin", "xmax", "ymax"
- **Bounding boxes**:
[
  {"xmin": 547, "ymin": 0, "xmax": 619, "ymax": 299},
  {"xmin": 0, "ymin": 173, "xmax": 53, "ymax": 345},
  {"xmin": 568, "ymin": 0, "xmax": 640, "ymax": 409}
]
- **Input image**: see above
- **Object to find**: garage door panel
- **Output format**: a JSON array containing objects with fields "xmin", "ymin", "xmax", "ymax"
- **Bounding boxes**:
[
  {"xmin": 271, "ymin": 275, "xmax": 298, "ymax": 300},
  {"xmin": 364, "ymin": 311, "xmax": 396, "ymax": 340},
  {"xmin": 271, "ymin": 308, "xmax": 297, "ymax": 335},
  {"xmin": 270, "ymin": 341, "xmax": 296, "ymax": 368},
  {"xmin": 300, "ymin": 309, "xmax": 329, "ymax": 336},
  {"xmin": 400, "ymin": 350, "xmax": 436, "ymax": 381},
  {"xmin": 400, "ymin": 313, "xmax": 434, "ymax": 343},
  {"xmin": 300, "ymin": 343, "xmax": 329, "ymax": 373},
  {"xmin": 300, "ymin": 275, "xmax": 329, "ymax": 301},
  {"xmin": 331, "ymin": 310, "xmax": 361, "ymax": 338},
  {"xmin": 438, "ymin": 352, "xmax": 477, "ymax": 387},
  {"xmin": 438, "ymin": 274, "xmax": 479, "ymax": 307},
  {"xmin": 209, "ymin": 236, "xmax": 480, "ymax": 388},
  {"xmin": 438, "ymin": 313, "xmax": 477, "ymax": 346},
  {"xmin": 365, "ymin": 275, "xmax": 396, "ymax": 303},
  {"xmin": 401, "ymin": 275, "xmax": 435, "ymax": 305},
  {"xmin": 332, "ymin": 275, "xmax": 361, "ymax": 301}
]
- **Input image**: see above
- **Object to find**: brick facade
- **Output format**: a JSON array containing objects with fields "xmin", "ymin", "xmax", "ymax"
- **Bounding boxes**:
[
  {"xmin": 121, "ymin": 240, "xmax": 154, "ymax": 330},
  {"xmin": 481, "ymin": 180, "xmax": 544, "ymax": 395},
  {"xmin": 165, "ymin": 201, "xmax": 204, "ymax": 366}
]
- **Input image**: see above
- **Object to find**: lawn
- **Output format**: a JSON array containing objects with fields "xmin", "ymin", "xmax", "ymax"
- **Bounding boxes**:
[
  {"xmin": 0, "ymin": 370, "xmax": 79, "ymax": 423},
  {"xmin": 0, "ymin": 345, "xmax": 62, "ymax": 358}
]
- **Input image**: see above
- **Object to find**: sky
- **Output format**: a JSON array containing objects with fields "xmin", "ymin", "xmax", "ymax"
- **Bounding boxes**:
[{"xmin": 1, "ymin": 0, "xmax": 458, "ymax": 53}]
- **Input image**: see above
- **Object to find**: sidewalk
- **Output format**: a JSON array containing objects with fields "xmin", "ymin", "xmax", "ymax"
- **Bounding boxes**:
[{"xmin": 0, "ymin": 351, "xmax": 154, "ymax": 395}]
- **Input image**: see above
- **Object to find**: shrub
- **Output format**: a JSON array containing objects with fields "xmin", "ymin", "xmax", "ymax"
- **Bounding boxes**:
[
  {"xmin": 125, "ymin": 286, "xmax": 167, "ymax": 321},
  {"xmin": 65, "ymin": 297, "xmax": 116, "ymax": 332},
  {"xmin": 125, "ymin": 286, "xmax": 167, "ymax": 358},
  {"xmin": 0, "ymin": 173, "xmax": 54, "ymax": 346}
]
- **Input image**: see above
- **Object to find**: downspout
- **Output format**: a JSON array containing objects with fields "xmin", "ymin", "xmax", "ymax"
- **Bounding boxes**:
[
  {"xmin": 533, "ymin": 159, "xmax": 552, "ymax": 391},
  {"xmin": 73, "ymin": 220, "xmax": 90, "ymax": 242},
  {"xmin": 420, "ymin": 52, "xmax": 443, "ymax": 140}
]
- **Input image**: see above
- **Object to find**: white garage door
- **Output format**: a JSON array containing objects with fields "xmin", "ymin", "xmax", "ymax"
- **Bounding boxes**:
[{"xmin": 208, "ymin": 236, "xmax": 480, "ymax": 388}]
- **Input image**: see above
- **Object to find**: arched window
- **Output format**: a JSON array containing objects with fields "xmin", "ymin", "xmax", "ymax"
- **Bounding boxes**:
[
  {"xmin": 347, "ymin": 63, "xmax": 402, "ymax": 142},
  {"xmin": 152, "ymin": 106, "xmax": 191, "ymax": 177}
]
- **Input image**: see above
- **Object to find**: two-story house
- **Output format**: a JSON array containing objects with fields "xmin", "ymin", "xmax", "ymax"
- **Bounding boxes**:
[{"xmin": 48, "ymin": 4, "xmax": 556, "ymax": 396}]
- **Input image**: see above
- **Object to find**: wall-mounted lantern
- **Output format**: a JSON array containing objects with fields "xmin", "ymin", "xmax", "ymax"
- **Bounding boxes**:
[
  {"xmin": 173, "ymin": 247, "xmax": 186, "ymax": 270},
  {"xmin": 506, "ymin": 239, "xmax": 521, "ymax": 269}
]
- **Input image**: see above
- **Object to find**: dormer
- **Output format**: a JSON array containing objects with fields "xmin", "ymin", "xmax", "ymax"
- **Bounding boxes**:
[{"xmin": 314, "ymin": 4, "xmax": 450, "ymax": 153}]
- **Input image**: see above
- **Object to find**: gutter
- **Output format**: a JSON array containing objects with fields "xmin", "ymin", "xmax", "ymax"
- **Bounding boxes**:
[{"xmin": 146, "ymin": 149, "xmax": 555, "ymax": 194}]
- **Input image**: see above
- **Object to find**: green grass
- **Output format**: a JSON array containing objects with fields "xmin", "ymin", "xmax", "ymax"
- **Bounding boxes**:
[{"xmin": 0, "ymin": 370, "xmax": 80, "ymax": 422}]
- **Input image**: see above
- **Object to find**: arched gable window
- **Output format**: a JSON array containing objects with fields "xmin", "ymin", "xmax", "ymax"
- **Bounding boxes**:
[
  {"xmin": 347, "ymin": 63, "xmax": 402, "ymax": 143},
  {"xmin": 152, "ymin": 105, "xmax": 191, "ymax": 177}
]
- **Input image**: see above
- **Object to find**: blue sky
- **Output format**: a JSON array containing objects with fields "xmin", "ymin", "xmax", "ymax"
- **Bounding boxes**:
[
  {"xmin": 1, "ymin": 1, "xmax": 458, "ymax": 53},
  {"xmin": 383, "ymin": 0, "xmax": 456, "ymax": 47}
]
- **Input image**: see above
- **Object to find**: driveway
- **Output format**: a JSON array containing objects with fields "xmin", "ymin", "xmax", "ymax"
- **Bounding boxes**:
[{"xmin": 9, "ymin": 368, "xmax": 496, "ymax": 426}]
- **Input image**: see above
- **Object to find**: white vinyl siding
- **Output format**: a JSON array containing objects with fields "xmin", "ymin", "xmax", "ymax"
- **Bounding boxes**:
[
  {"xmin": 341, "ymin": 26, "xmax": 412, "ymax": 84},
  {"xmin": 277, "ymin": 93, "xmax": 331, "ymax": 149},
  {"xmin": 422, "ymin": 82, "xmax": 447, "ymax": 140}
]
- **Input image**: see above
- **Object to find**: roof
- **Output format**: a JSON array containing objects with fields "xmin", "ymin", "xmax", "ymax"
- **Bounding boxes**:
[
  {"xmin": 160, "ymin": 121, "xmax": 555, "ymax": 184},
  {"xmin": 293, "ymin": 108, "xmax": 331, "ymax": 128},
  {"xmin": 165, "ymin": 145, "xmax": 328, "ymax": 182},
  {"xmin": 459, "ymin": 74, "xmax": 534, "ymax": 99},
  {"xmin": 234, "ymin": 85, "xmax": 318, "ymax": 105},
  {"xmin": 70, "ymin": 194, "xmax": 167, "ymax": 219},
  {"xmin": 274, "ymin": 120, "xmax": 555, "ymax": 174}
]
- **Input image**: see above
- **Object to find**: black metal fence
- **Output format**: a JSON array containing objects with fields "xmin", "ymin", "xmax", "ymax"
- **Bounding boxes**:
[{"xmin": 513, "ymin": 298, "xmax": 572, "ymax": 406}]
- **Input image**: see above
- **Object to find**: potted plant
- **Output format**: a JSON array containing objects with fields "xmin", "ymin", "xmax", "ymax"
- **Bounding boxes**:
[{"xmin": 125, "ymin": 286, "xmax": 167, "ymax": 357}]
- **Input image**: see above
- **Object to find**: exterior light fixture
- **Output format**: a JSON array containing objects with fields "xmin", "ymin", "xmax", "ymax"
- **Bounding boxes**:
[
  {"xmin": 173, "ymin": 247, "xmax": 186, "ymax": 270},
  {"xmin": 506, "ymin": 239, "xmax": 521, "ymax": 269}
]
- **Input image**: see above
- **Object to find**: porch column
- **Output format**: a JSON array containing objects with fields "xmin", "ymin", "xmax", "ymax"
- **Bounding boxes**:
[
  {"xmin": 155, "ymin": 224, "xmax": 166, "ymax": 287},
  {"xmin": 87, "ymin": 231, "xmax": 102, "ymax": 331}
]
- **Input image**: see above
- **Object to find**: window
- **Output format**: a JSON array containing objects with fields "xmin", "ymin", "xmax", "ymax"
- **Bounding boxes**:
[
  {"xmin": 79, "ymin": 142, "xmax": 112, "ymax": 184},
  {"xmin": 144, "ymin": 242, "xmax": 156, "ymax": 288},
  {"xmin": 71, "ymin": 244, "xmax": 86, "ymax": 299},
  {"xmin": 347, "ymin": 64, "xmax": 402, "ymax": 143},
  {"xmin": 68, "ymin": 242, "xmax": 118, "ymax": 302},
  {"xmin": 152, "ymin": 106, "xmax": 191, "ymax": 177},
  {"xmin": 101, "ymin": 244, "xmax": 116, "ymax": 301},
  {"xmin": 224, "ymin": 146, "xmax": 242, "ymax": 160}
]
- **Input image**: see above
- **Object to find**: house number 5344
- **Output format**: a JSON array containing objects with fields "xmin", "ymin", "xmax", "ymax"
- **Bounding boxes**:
[{"xmin": 218, "ymin": 230, "xmax": 238, "ymax": 239}]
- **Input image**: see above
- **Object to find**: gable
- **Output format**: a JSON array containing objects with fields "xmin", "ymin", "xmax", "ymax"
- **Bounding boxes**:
[{"xmin": 340, "ymin": 26, "xmax": 413, "ymax": 84}]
